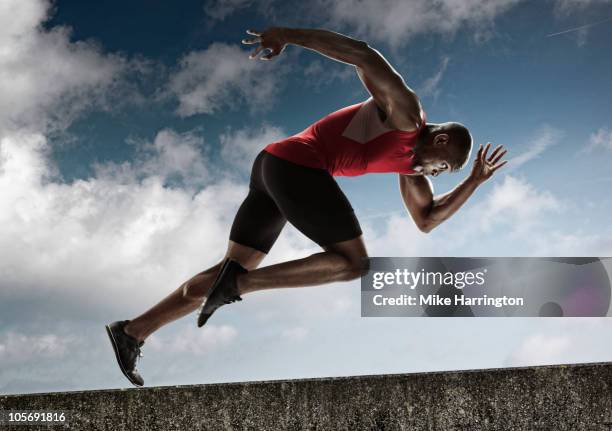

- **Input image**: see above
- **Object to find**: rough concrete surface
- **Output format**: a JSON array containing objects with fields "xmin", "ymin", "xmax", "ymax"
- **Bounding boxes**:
[{"xmin": 1, "ymin": 362, "xmax": 611, "ymax": 430}]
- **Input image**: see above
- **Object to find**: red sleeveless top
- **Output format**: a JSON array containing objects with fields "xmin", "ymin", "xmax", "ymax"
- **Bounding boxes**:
[{"xmin": 264, "ymin": 101, "xmax": 426, "ymax": 177}]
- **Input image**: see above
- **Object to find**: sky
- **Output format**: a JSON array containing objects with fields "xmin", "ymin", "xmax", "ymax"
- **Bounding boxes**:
[{"xmin": 1, "ymin": 0, "xmax": 612, "ymax": 395}]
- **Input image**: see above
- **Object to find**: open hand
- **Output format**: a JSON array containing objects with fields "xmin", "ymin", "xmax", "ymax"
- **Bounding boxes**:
[
  {"xmin": 242, "ymin": 28, "xmax": 287, "ymax": 60},
  {"xmin": 470, "ymin": 143, "xmax": 508, "ymax": 184}
]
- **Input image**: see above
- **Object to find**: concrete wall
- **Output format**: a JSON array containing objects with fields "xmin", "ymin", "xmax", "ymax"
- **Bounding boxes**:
[{"xmin": 1, "ymin": 362, "xmax": 611, "ymax": 430}]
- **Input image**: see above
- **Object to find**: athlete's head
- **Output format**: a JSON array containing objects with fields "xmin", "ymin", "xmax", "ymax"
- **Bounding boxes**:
[{"xmin": 413, "ymin": 122, "xmax": 473, "ymax": 177}]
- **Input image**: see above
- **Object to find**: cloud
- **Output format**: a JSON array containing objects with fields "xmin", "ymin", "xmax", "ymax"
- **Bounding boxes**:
[
  {"xmin": 319, "ymin": 0, "xmax": 522, "ymax": 47},
  {"xmin": 588, "ymin": 127, "xmax": 612, "ymax": 152},
  {"xmin": 219, "ymin": 124, "xmax": 286, "ymax": 171},
  {"xmin": 507, "ymin": 334, "xmax": 571, "ymax": 366},
  {"xmin": 302, "ymin": 60, "xmax": 356, "ymax": 90},
  {"xmin": 0, "ymin": 331, "xmax": 75, "ymax": 363},
  {"xmin": 418, "ymin": 56, "xmax": 450, "ymax": 101},
  {"xmin": 0, "ymin": 0, "xmax": 134, "ymax": 133},
  {"xmin": 281, "ymin": 326, "xmax": 310, "ymax": 341},
  {"xmin": 479, "ymin": 175, "xmax": 562, "ymax": 233},
  {"xmin": 506, "ymin": 125, "xmax": 563, "ymax": 171},
  {"xmin": 147, "ymin": 324, "xmax": 237, "ymax": 355},
  {"xmin": 546, "ymin": 17, "xmax": 612, "ymax": 47},
  {"xmin": 505, "ymin": 319, "xmax": 612, "ymax": 367},
  {"xmin": 0, "ymin": 130, "xmax": 249, "ymax": 321},
  {"xmin": 167, "ymin": 43, "xmax": 286, "ymax": 117},
  {"xmin": 553, "ymin": 0, "xmax": 612, "ymax": 14},
  {"xmin": 95, "ymin": 129, "xmax": 210, "ymax": 187},
  {"xmin": 203, "ymin": 0, "xmax": 254, "ymax": 21}
]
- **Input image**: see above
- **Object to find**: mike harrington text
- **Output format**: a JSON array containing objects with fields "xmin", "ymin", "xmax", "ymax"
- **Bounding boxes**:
[{"xmin": 372, "ymin": 294, "xmax": 524, "ymax": 308}]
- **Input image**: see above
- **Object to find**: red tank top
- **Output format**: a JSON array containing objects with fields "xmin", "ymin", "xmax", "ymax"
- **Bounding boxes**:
[{"xmin": 264, "ymin": 101, "xmax": 426, "ymax": 176}]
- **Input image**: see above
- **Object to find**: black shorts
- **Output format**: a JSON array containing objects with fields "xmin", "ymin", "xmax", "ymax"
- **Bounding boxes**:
[{"xmin": 229, "ymin": 150, "xmax": 362, "ymax": 253}]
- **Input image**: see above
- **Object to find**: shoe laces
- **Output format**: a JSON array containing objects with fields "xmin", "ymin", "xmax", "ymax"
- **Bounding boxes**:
[
  {"xmin": 135, "ymin": 342, "xmax": 144, "ymax": 361},
  {"xmin": 223, "ymin": 295, "xmax": 242, "ymax": 305}
]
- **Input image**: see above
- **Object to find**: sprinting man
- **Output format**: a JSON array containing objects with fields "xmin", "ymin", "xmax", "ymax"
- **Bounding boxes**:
[{"xmin": 106, "ymin": 27, "xmax": 508, "ymax": 386}]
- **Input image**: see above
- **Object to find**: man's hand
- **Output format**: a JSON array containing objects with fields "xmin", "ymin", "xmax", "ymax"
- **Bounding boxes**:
[
  {"xmin": 242, "ymin": 28, "xmax": 287, "ymax": 60},
  {"xmin": 469, "ymin": 143, "xmax": 508, "ymax": 185}
]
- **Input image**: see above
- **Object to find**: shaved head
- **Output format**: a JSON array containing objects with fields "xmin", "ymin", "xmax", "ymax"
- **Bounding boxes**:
[
  {"xmin": 437, "ymin": 122, "xmax": 473, "ymax": 170},
  {"xmin": 413, "ymin": 122, "xmax": 473, "ymax": 176}
]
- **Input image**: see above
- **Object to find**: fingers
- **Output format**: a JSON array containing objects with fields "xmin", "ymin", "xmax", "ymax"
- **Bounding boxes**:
[
  {"xmin": 491, "ymin": 160, "xmax": 508, "ymax": 172},
  {"xmin": 261, "ymin": 48, "xmax": 280, "ymax": 60},
  {"xmin": 481, "ymin": 142, "xmax": 491, "ymax": 162},
  {"xmin": 487, "ymin": 144, "xmax": 504, "ymax": 162},
  {"xmin": 249, "ymin": 45, "xmax": 264, "ymax": 59},
  {"xmin": 476, "ymin": 143, "xmax": 483, "ymax": 160},
  {"xmin": 490, "ymin": 149, "xmax": 507, "ymax": 165},
  {"xmin": 246, "ymin": 29, "xmax": 262, "ymax": 36},
  {"xmin": 242, "ymin": 37, "xmax": 260, "ymax": 45}
]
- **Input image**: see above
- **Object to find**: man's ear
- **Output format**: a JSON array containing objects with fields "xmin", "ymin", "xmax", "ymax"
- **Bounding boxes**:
[{"xmin": 433, "ymin": 133, "xmax": 449, "ymax": 146}]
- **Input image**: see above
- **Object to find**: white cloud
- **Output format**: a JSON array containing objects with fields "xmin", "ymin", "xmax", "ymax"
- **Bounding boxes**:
[
  {"xmin": 479, "ymin": 175, "xmax": 562, "ymax": 233},
  {"xmin": 506, "ymin": 319, "xmax": 612, "ymax": 367},
  {"xmin": 219, "ymin": 124, "xmax": 286, "ymax": 171},
  {"xmin": 95, "ymin": 129, "xmax": 210, "ymax": 187},
  {"xmin": 0, "ymin": 0, "xmax": 132, "ymax": 133},
  {"xmin": 147, "ymin": 324, "xmax": 237, "ymax": 355},
  {"xmin": 0, "ymin": 331, "xmax": 74, "ymax": 363},
  {"xmin": 588, "ymin": 127, "xmax": 612, "ymax": 151},
  {"xmin": 419, "ymin": 56, "xmax": 450, "ymax": 100},
  {"xmin": 319, "ymin": 0, "xmax": 521, "ymax": 47},
  {"xmin": 302, "ymin": 60, "xmax": 356, "ymax": 90},
  {"xmin": 507, "ymin": 334, "xmax": 571, "ymax": 366},
  {"xmin": 0, "ymin": 130, "xmax": 248, "ymax": 317},
  {"xmin": 507, "ymin": 125, "xmax": 563, "ymax": 171},
  {"xmin": 554, "ymin": 0, "xmax": 612, "ymax": 14},
  {"xmin": 281, "ymin": 326, "xmax": 310, "ymax": 341},
  {"xmin": 167, "ymin": 43, "xmax": 285, "ymax": 117},
  {"xmin": 203, "ymin": 0, "xmax": 254, "ymax": 21}
]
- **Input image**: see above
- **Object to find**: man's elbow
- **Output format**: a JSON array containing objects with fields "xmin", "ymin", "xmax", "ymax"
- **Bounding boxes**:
[
  {"xmin": 353, "ymin": 41, "xmax": 377, "ymax": 65},
  {"xmin": 417, "ymin": 218, "xmax": 435, "ymax": 234}
]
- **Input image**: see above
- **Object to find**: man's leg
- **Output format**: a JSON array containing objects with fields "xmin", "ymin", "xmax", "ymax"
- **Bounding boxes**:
[
  {"xmin": 123, "ymin": 241, "xmax": 266, "ymax": 343},
  {"xmin": 236, "ymin": 236, "xmax": 368, "ymax": 295}
]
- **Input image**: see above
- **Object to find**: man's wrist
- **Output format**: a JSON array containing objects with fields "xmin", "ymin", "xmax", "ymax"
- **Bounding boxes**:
[
  {"xmin": 466, "ymin": 174, "xmax": 483, "ymax": 187},
  {"xmin": 280, "ymin": 27, "xmax": 300, "ymax": 45}
]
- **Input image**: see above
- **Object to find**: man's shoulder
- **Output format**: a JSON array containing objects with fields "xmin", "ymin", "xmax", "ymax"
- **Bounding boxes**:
[{"xmin": 389, "ymin": 89, "xmax": 424, "ymax": 132}]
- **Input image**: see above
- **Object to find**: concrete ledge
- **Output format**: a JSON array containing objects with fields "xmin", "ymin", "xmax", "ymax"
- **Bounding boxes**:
[{"xmin": 1, "ymin": 362, "xmax": 612, "ymax": 430}]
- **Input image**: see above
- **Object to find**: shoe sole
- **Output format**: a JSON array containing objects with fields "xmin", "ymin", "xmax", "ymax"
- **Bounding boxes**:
[
  {"xmin": 197, "ymin": 258, "xmax": 231, "ymax": 327},
  {"xmin": 105, "ymin": 325, "xmax": 143, "ymax": 387}
]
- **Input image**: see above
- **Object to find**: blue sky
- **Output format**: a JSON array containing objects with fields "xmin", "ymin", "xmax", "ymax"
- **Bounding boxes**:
[{"xmin": 1, "ymin": 0, "xmax": 612, "ymax": 394}]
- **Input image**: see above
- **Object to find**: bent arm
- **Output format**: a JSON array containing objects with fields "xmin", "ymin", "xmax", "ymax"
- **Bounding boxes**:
[
  {"xmin": 281, "ymin": 28, "xmax": 421, "ymax": 129},
  {"xmin": 399, "ymin": 174, "xmax": 480, "ymax": 233}
]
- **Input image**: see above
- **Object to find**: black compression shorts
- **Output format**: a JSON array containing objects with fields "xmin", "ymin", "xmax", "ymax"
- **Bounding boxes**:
[{"xmin": 229, "ymin": 150, "xmax": 363, "ymax": 253}]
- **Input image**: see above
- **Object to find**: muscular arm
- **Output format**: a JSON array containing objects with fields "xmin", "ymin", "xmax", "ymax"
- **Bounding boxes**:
[
  {"xmin": 284, "ymin": 28, "xmax": 421, "ymax": 130},
  {"xmin": 399, "ymin": 174, "xmax": 479, "ymax": 233},
  {"xmin": 399, "ymin": 143, "xmax": 508, "ymax": 233},
  {"xmin": 243, "ymin": 27, "xmax": 421, "ymax": 130}
]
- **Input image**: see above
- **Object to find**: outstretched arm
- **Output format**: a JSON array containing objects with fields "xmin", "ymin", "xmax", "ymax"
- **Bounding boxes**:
[
  {"xmin": 400, "ymin": 143, "xmax": 508, "ymax": 233},
  {"xmin": 242, "ymin": 27, "xmax": 421, "ymax": 130}
]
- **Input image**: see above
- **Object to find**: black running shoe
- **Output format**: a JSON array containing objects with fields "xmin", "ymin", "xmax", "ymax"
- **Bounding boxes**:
[
  {"xmin": 105, "ymin": 320, "xmax": 145, "ymax": 387},
  {"xmin": 197, "ymin": 258, "xmax": 247, "ymax": 327}
]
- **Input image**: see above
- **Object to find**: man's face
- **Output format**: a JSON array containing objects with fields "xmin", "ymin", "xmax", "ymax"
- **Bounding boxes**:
[
  {"xmin": 413, "ymin": 131, "xmax": 453, "ymax": 177},
  {"xmin": 419, "ymin": 159, "xmax": 451, "ymax": 177}
]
